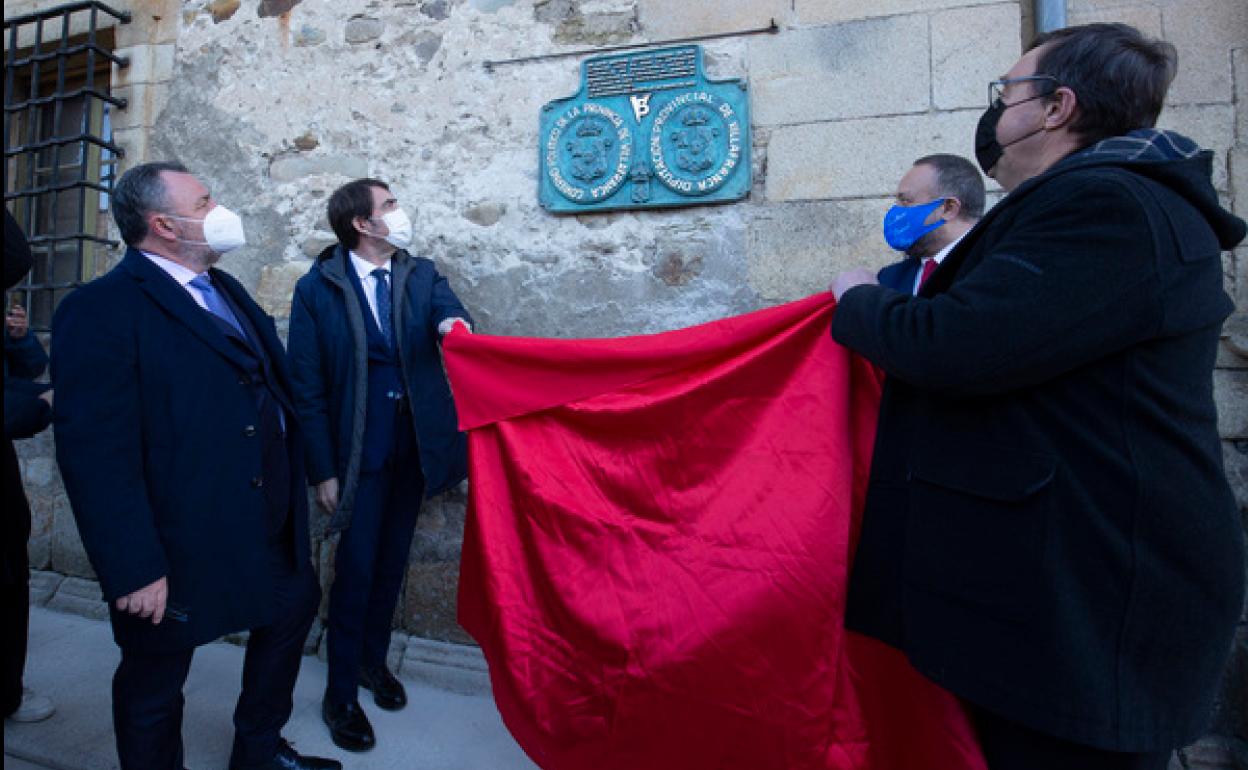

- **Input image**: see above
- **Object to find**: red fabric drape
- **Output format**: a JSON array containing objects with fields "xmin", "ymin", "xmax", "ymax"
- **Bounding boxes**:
[{"xmin": 444, "ymin": 293, "xmax": 986, "ymax": 770}]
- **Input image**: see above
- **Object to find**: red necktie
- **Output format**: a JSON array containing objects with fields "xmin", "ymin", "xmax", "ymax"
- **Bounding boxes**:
[{"xmin": 918, "ymin": 257, "xmax": 938, "ymax": 291}]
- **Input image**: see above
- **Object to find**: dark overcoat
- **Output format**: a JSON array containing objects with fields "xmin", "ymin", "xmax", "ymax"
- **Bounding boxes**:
[
  {"xmin": 287, "ymin": 246, "xmax": 470, "ymax": 533},
  {"xmin": 832, "ymin": 134, "xmax": 1246, "ymax": 751},
  {"xmin": 52, "ymin": 248, "xmax": 312, "ymax": 652}
]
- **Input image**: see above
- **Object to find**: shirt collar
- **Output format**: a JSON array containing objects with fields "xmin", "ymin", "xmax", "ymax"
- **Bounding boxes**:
[
  {"xmin": 142, "ymin": 250, "xmax": 202, "ymax": 287},
  {"xmin": 349, "ymin": 250, "xmax": 391, "ymax": 282},
  {"xmin": 930, "ymin": 231, "xmax": 967, "ymax": 265}
]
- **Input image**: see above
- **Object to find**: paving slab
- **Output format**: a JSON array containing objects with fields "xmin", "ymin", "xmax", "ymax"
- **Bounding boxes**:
[{"xmin": 4, "ymin": 606, "xmax": 538, "ymax": 770}]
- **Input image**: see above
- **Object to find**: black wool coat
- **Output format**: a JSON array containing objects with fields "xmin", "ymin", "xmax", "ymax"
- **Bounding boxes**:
[
  {"xmin": 832, "ymin": 139, "xmax": 1246, "ymax": 752},
  {"xmin": 52, "ymin": 249, "xmax": 313, "ymax": 652}
]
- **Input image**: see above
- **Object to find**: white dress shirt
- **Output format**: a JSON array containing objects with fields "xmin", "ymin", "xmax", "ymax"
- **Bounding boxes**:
[
  {"xmin": 349, "ymin": 250, "xmax": 470, "ymax": 336},
  {"xmin": 349, "ymin": 250, "xmax": 391, "ymax": 329},
  {"xmin": 142, "ymin": 251, "xmax": 210, "ymax": 310}
]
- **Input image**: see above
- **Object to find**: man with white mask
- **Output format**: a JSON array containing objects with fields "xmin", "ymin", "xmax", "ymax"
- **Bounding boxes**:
[
  {"xmin": 287, "ymin": 179, "xmax": 472, "ymax": 752},
  {"xmin": 52, "ymin": 162, "xmax": 339, "ymax": 770}
]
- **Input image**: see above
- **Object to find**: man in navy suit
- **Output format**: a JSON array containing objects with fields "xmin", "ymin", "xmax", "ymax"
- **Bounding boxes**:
[
  {"xmin": 876, "ymin": 154, "xmax": 984, "ymax": 294},
  {"xmin": 287, "ymin": 179, "xmax": 471, "ymax": 752},
  {"xmin": 52, "ymin": 162, "xmax": 339, "ymax": 770}
]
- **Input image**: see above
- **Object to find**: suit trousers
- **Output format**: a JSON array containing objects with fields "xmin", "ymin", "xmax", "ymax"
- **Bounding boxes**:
[
  {"xmin": 968, "ymin": 703, "xmax": 1173, "ymax": 770},
  {"xmin": 111, "ymin": 544, "xmax": 319, "ymax": 770},
  {"xmin": 325, "ymin": 450, "xmax": 423, "ymax": 704}
]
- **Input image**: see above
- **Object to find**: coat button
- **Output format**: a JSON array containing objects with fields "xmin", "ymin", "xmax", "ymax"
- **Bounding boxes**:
[
  {"xmin": 251, "ymin": 476, "xmax": 264, "ymax": 488},
  {"xmin": 243, "ymin": 425, "xmax": 257, "ymax": 437}
]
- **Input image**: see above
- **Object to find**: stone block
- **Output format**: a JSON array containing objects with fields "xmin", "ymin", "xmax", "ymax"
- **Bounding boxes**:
[
  {"xmin": 111, "ymin": 81, "xmax": 172, "ymax": 131},
  {"xmin": 1157, "ymin": 104, "xmax": 1235, "ymax": 193},
  {"xmin": 931, "ymin": 3, "xmax": 1021, "ymax": 111},
  {"xmin": 115, "ymin": 1, "xmax": 181, "ymax": 49},
  {"xmin": 749, "ymin": 16, "xmax": 930, "ymax": 126},
  {"xmin": 1163, "ymin": 0, "xmax": 1247, "ymax": 107},
  {"xmin": 638, "ymin": 0, "xmax": 789, "ymax": 39},
  {"xmin": 1215, "ymin": 368, "xmax": 1248, "ymax": 439},
  {"xmin": 462, "ymin": 201, "xmax": 507, "ymax": 227},
  {"xmin": 399, "ymin": 634, "xmax": 490, "ymax": 695},
  {"xmin": 300, "ymin": 232, "xmax": 337, "ymax": 259},
  {"xmin": 1232, "ymin": 147, "xmax": 1247, "ymax": 221},
  {"xmin": 294, "ymin": 24, "xmax": 326, "ymax": 47},
  {"xmin": 747, "ymin": 198, "xmax": 894, "ymax": 302},
  {"xmin": 112, "ymin": 127, "xmax": 150, "ymax": 166},
  {"xmin": 20, "ymin": 456, "xmax": 57, "ymax": 488},
  {"xmin": 269, "ymin": 154, "xmax": 370, "ymax": 183},
  {"xmin": 207, "ymin": 0, "xmax": 240, "ymax": 23},
  {"xmin": 113, "ymin": 43, "xmax": 177, "ymax": 87},
  {"xmin": 796, "ymin": 0, "xmax": 1008, "ymax": 26},
  {"xmin": 1067, "ymin": 2, "xmax": 1162, "ymax": 39},
  {"xmin": 402, "ymin": 561, "xmax": 472, "ymax": 644},
  {"xmin": 51, "ymin": 496, "xmax": 95, "ymax": 579},
  {"xmin": 47, "ymin": 576, "xmax": 109, "ymax": 620},
  {"xmin": 385, "ymin": 630, "xmax": 407, "ymax": 673},
  {"xmin": 345, "ymin": 16, "xmax": 384, "ymax": 44},
  {"xmin": 255, "ymin": 260, "xmax": 310, "ymax": 318},
  {"xmin": 1236, "ymin": 49, "xmax": 1247, "ymax": 144},
  {"xmin": 766, "ymin": 110, "xmax": 982, "ymax": 201},
  {"xmin": 29, "ymin": 570, "xmax": 64, "ymax": 606}
]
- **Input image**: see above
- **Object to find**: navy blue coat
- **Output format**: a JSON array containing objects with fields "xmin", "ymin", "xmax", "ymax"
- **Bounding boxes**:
[
  {"xmin": 287, "ymin": 246, "xmax": 471, "ymax": 533},
  {"xmin": 52, "ymin": 248, "xmax": 312, "ymax": 652},
  {"xmin": 876, "ymin": 258, "xmax": 920, "ymax": 294}
]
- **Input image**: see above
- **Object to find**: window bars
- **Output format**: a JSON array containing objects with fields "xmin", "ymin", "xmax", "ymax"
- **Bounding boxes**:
[{"xmin": 4, "ymin": 1, "xmax": 130, "ymax": 331}]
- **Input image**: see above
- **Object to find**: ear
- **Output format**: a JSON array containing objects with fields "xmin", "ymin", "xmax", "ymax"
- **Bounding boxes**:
[
  {"xmin": 147, "ymin": 212, "xmax": 179, "ymax": 241},
  {"xmin": 941, "ymin": 197, "xmax": 962, "ymax": 220},
  {"xmin": 352, "ymin": 215, "xmax": 372, "ymax": 237},
  {"xmin": 1044, "ymin": 86, "xmax": 1078, "ymax": 131}
]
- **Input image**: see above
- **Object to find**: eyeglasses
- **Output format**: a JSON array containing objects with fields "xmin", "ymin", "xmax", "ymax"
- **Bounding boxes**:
[{"xmin": 989, "ymin": 75, "xmax": 1059, "ymax": 109}]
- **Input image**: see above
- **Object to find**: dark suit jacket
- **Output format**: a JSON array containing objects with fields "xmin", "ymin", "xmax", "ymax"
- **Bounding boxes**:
[
  {"xmin": 287, "ymin": 245, "xmax": 471, "ymax": 533},
  {"xmin": 52, "ymin": 248, "xmax": 311, "ymax": 652},
  {"xmin": 876, "ymin": 258, "xmax": 920, "ymax": 294},
  {"xmin": 832, "ymin": 145, "xmax": 1245, "ymax": 751}
]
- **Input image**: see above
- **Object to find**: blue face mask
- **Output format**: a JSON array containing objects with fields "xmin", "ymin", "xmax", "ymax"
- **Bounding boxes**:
[{"xmin": 882, "ymin": 199, "xmax": 947, "ymax": 252}]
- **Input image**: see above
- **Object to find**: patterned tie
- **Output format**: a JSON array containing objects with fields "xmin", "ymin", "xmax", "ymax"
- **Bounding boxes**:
[
  {"xmin": 372, "ymin": 267, "xmax": 394, "ymax": 347},
  {"xmin": 918, "ymin": 257, "xmax": 938, "ymax": 291},
  {"xmin": 189, "ymin": 273, "xmax": 246, "ymax": 338}
]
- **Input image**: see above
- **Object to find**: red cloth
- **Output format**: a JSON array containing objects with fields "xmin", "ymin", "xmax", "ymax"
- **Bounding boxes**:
[{"xmin": 443, "ymin": 293, "xmax": 986, "ymax": 770}]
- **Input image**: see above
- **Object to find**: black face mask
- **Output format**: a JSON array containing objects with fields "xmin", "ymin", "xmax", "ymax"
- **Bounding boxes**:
[
  {"xmin": 975, "ymin": 88, "xmax": 1057, "ymax": 175},
  {"xmin": 975, "ymin": 101, "xmax": 1006, "ymax": 174}
]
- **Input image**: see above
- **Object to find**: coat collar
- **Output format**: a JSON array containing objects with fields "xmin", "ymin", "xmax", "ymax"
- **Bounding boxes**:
[{"xmin": 118, "ymin": 248, "xmax": 260, "ymax": 372}]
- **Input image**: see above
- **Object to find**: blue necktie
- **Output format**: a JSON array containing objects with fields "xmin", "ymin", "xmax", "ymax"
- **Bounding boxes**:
[
  {"xmin": 372, "ymin": 267, "xmax": 394, "ymax": 347},
  {"xmin": 189, "ymin": 273, "xmax": 246, "ymax": 339}
]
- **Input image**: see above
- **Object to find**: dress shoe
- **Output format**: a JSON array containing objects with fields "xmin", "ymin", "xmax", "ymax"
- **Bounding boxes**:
[
  {"xmin": 358, "ymin": 664, "xmax": 407, "ymax": 711},
  {"xmin": 322, "ymin": 698, "xmax": 375, "ymax": 752},
  {"xmin": 231, "ymin": 739, "xmax": 342, "ymax": 769}
]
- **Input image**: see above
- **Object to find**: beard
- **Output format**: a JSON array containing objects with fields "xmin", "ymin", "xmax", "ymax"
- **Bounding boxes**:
[{"xmin": 905, "ymin": 230, "xmax": 941, "ymax": 259}]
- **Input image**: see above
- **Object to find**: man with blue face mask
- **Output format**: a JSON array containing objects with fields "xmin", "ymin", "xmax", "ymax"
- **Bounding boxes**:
[
  {"xmin": 52, "ymin": 162, "xmax": 339, "ymax": 770},
  {"xmin": 878, "ymin": 154, "xmax": 984, "ymax": 295},
  {"xmin": 287, "ymin": 179, "xmax": 473, "ymax": 752}
]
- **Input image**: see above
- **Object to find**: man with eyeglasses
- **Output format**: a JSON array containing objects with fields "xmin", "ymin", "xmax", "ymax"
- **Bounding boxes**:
[{"xmin": 830, "ymin": 23, "xmax": 1244, "ymax": 770}]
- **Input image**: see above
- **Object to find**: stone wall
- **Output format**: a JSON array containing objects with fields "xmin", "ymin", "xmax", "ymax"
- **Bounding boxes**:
[{"xmin": 7, "ymin": 0, "xmax": 1246, "ymax": 762}]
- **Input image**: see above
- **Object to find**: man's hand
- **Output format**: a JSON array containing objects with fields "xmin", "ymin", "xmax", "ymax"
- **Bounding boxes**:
[
  {"xmin": 438, "ymin": 317, "xmax": 471, "ymax": 336},
  {"xmin": 830, "ymin": 269, "xmax": 879, "ymax": 301},
  {"xmin": 316, "ymin": 477, "xmax": 340, "ymax": 514},
  {"xmin": 116, "ymin": 576, "xmax": 168, "ymax": 624},
  {"xmin": 6, "ymin": 304, "xmax": 29, "ymax": 339}
]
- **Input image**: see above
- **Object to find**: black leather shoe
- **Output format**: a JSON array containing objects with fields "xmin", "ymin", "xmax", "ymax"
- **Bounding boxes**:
[
  {"xmin": 271, "ymin": 740, "xmax": 342, "ymax": 769},
  {"xmin": 321, "ymin": 698, "xmax": 376, "ymax": 753},
  {"xmin": 359, "ymin": 664, "xmax": 407, "ymax": 711}
]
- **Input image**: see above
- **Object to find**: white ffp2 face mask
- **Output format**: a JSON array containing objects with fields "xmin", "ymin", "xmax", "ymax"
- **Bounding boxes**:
[
  {"xmin": 377, "ymin": 208, "xmax": 412, "ymax": 250},
  {"xmin": 169, "ymin": 205, "xmax": 247, "ymax": 254}
]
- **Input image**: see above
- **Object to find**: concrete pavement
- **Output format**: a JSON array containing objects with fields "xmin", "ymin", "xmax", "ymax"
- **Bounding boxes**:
[{"xmin": 4, "ymin": 606, "xmax": 540, "ymax": 770}]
